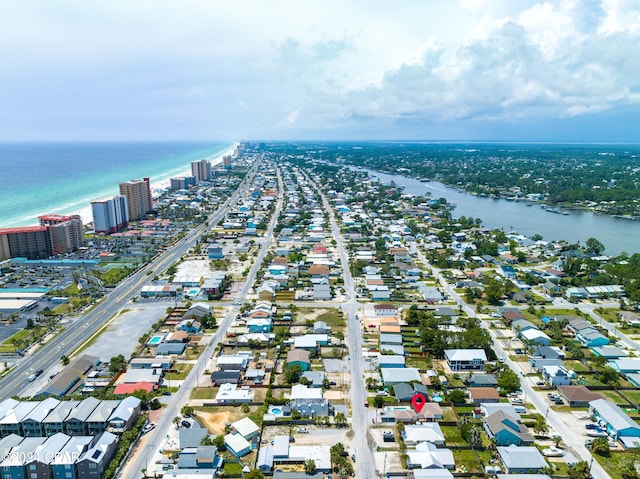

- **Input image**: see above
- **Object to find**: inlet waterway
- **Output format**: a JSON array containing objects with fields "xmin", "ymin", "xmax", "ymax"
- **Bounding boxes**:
[{"xmin": 365, "ymin": 169, "xmax": 638, "ymax": 256}]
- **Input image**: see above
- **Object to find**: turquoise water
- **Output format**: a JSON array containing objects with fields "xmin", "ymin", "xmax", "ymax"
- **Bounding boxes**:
[
  {"xmin": 0, "ymin": 141, "xmax": 233, "ymax": 228},
  {"xmin": 147, "ymin": 335, "xmax": 164, "ymax": 346}
]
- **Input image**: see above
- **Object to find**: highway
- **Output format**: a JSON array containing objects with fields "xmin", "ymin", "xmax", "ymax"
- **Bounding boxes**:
[
  {"xmin": 118, "ymin": 163, "xmax": 283, "ymax": 478},
  {"xmin": 0, "ymin": 161, "xmax": 259, "ymax": 400},
  {"xmin": 414, "ymin": 248, "xmax": 611, "ymax": 479}
]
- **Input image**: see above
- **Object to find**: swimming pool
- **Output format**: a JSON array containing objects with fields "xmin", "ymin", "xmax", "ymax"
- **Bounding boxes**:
[
  {"xmin": 271, "ymin": 408, "xmax": 282, "ymax": 414},
  {"xmin": 147, "ymin": 335, "xmax": 164, "ymax": 346}
]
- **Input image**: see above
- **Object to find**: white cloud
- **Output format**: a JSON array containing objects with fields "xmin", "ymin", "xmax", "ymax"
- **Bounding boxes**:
[{"xmin": 0, "ymin": 1, "xmax": 638, "ymax": 140}]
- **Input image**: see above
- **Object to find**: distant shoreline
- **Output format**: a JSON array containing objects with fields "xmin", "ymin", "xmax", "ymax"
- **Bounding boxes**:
[{"xmin": 70, "ymin": 144, "xmax": 236, "ymax": 227}]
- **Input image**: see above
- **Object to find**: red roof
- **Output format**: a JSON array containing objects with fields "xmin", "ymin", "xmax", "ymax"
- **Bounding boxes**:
[
  {"xmin": 113, "ymin": 381, "xmax": 155, "ymax": 395},
  {"xmin": 0, "ymin": 226, "xmax": 47, "ymax": 234}
]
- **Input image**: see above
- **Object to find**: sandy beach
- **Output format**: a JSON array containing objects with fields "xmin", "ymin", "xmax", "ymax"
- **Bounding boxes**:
[{"xmin": 70, "ymin": 145, "xmax": 236, "ymax": 226}]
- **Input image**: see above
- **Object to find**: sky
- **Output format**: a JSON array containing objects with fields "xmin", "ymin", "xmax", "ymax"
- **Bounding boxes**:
[{"xmin": 1, "ymin": 0, "xmax": 639, "ymax": 142}]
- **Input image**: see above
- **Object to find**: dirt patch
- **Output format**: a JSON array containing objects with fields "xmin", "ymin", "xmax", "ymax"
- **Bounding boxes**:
[{"xmin": 196, "ymin": 409, "xmax": 243, "ymax": 435}]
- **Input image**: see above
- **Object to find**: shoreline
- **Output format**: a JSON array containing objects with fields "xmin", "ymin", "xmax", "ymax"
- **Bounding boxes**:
[{"xmin": 70, "ymin": 145, "xmax": 236, "ymax": 227}]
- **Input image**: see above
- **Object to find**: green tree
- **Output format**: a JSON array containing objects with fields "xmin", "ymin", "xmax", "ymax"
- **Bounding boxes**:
[
  {"xmin": 497, "ymin": 369, "xmax": 521, "ymax": 394},
  {"xmin": 373, "ymin": 395, "xmax": 385, "ymax": 408},
  {"xmin": 108, "ymin": 354, "xmax": 127, "ymax": 374},
  {"xmin": 586, "ymin": 237, "xmax": 605, "ymax": 255},
  {"xmin": 590, "ymin": 437, "xmax": 610, "ymax": 457},
  {"xmin": 284, "ymin": 364, "xmax": 302, "ymax": 384},
  {"xmin": 533, "ymin": 416, "xmax": 549, "ymax": 436},
  {"xmin": 568, "ymin": 460, "xmax": 591, "ymax": 479},
  {"xmin": 244, "ymin": 469, "xmax": 265, "ymax": 479},
  {"xmin": 448, "ymin": 389, "xmax": 466, "ymax": 404},
  {"xmin": 334, "ymin": 412, "xmax": 347, "ymax": 428},
  {"xmin": 304, "ymin": 459, "xmax": 317, "ymax": 475}
]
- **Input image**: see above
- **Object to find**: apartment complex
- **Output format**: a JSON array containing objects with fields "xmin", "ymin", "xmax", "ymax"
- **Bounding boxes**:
[
  {"xmin": 91, "ymin": 195, "xmax": 129, "ymax": 234},
  {"xmin": 170, "ymin": 175, "xmax": 197, "ymax": 191},
  {"xmin": 191, "ymin": 159, "xmax": 211, "ymax": 183},
  {"xmin": 0, "ymin": 214, "xmax": 84, "ymax": 260},
  {"xmin": 119, "ymin": 178, "xmax": 152, "ymax": 221},
  {"xmin": 38, "ymin": 214, "xmax": 84, "ymax": 255}
]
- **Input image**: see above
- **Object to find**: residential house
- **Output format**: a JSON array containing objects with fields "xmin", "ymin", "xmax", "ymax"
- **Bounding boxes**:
[
  {"xmin": 85, "ymin": 400, "xmax": 120, "ymax": 436},
  {"xmin": 541, "ymin": 365, "xmax": 572, "ymax": 386},
  {"xmin": 176, "ymin": 446, "xmax": 223, "ymax": 471},
  {"xmin": 107, "ymin": 396, "xmax": 141, "ymax": 434},
  {"xmin": 50, "ymin": 435, "xmax": 94, "ymax": 479},
  {"xmin": 497, "ymin": 445, "xmax": 548, "ymax": 474},
  {"xmin": 76, "ymin": 431, "xmax": 118, "ymax": 478},
  {"xmin": 230, "ymin": 417, "xmax": 260, "ymax": 442},
  {"xmin": 211, "ymin": 370, "xmax": 241, "ymax": 386},
  {"xmin": 468, "ymin": 374, "xmax": 498, "ymax": 388},
  {"xmin": 26, "ymin": 432, "xmax": 69, "ymax": 478},
  {"xmin": 43, "ymin": 401, "xmax": 79, "ymax": 436},
  {"xmin": 21, "ymin": 398, "xmax": 60, "ymax": 437},
  {"xmin": 381, "ymin": 368, "xmax": 422, "ymax": 386},
  {"xmin": 377, "ymin": 356, "xmax": 406, "ymax": 368},
  {"xmin": 289, "ymin": 385, "xmax": 329, "ymax": 417},
  {"xmin": 444, "ymin": 349, "xmax": 487, "ymax": 371},
  {"xmin": 64, "ymin": 398, "xmax": 100, "ymax": 436},
  {"xmin": 312, "ymin": 321, "xmax": 331, "ymax": 335},
  {"xmin": 247, "ymin": 316, "xmax": 273, "ymax": 333},
  {"xmin": 402, "ymin": 423, "xmax": 445, "ymax": 446},
  {"xmin": 484, "ymin": 411, "xmax": 534, "ymax": 446},
  {"xmin": 0, "ymin": 402, "xmax": 39, "ymax": 437},
  {"xmin": 557, "ymin": 386, "xmax": 603, "ymax": 407},
  {"xmin": 225, "ymin": 433, "xmax": 251, "ymax": 457},
  {"xmin": 214, "ymin": 384, "xmax": 254, "ymax": 404},
  {"xmin": 0, "ymin": 436, "xmax": 46, "ymax": 478},
  {"xmin": 468, "ymin": 387, "xmax": 500, "ymax": 405},
  {"xmin": 374, "ymin": 304, "xmax": 397, "ymax": 317},
  {"xmin": 520, "ymin": 329, "xmax": 551, "ymax": 346},
  {"xmin": 312, "ymin": 278, "xmax": 332, "ymax": 300},
  {"xmin": 407, "ymin": 442, "xmax": 455, "ymax": 470},
  {"xmin": 286, "ymin": 349, "xmax": 310, "ymax": 372}
]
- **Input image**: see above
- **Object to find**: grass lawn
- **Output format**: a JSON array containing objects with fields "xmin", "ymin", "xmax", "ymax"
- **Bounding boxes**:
[
  {"xmin": 0, "ymin": 329, "xmax": 31, "ymax": 353},
  {"xmin": 190, "ymin": 388, "xmax": 217, "ymax": 400},
  {"xmin": 313, "ymin": 309, "xmax": 346, "ymax": 327},
  {"xmin": 441, "ymin": 425, "xmax": 466, "ymax": 446},
  {"xmin": 619, "ymin": 389, "xmax": 640, "ymax": 404},
  {"xmin": 452, "ymin": 449, "xmax": 492, "ymax": 473},
  {"xmin": 405, "ymin": 357, "xmax": 430, "ymax": 369},
  {"xmin": 441, "ymin": 407, "xmax": 458, "ymax": 422},
  {"xmin": 170, "ymin": 363, "xmax": 194, "ymax": 380},
  {"xmin": 564, "ymin": 360, "xmax": 591, "ymax": 372},
  {"xmin": 600, "ymin": 390, "xmax": 629, "ymax": 405},
  {"xmin": 594, "ymin": 451, "xmax": 637, "ymax": 479}
]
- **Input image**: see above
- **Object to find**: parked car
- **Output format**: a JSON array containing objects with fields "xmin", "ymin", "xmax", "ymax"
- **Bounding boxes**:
[{"xmin": 142, "ymin": 423, "xmax": 156, "ymax": 434}]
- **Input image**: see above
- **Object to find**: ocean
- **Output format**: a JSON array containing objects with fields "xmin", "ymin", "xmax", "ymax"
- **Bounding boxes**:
[{"xmin": 0, "ymin": 141, "xmax": 234, "ymax": 228}]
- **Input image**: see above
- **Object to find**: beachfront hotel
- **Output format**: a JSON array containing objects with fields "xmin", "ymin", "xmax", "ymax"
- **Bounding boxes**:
[
  {"xmin": 91, "ymin": 195, "xmax": 129, "ymax": 235},
  {"xmin": 191, "ymin": 159, "xmax": 211, "ymax": 183},
  {"xmin": 0, "ymin": 215, "xmax": 84, "ymax": 260},
  {"xmin": 119, "ymin": 178, "xmax": 152, "ymax": 221},
  {"xmin": 38, "ymin": 214, "xmax": 84, "ymax": 255}
]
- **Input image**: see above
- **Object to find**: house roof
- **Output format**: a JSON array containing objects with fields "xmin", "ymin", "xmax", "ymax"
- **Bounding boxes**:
[
  {"xmin": 468, "ymin": 387, "xmax": 500, "ymax": 400},
  {"xmin": 445, "ymin": 349, "xmax": 487, "ymax": 362},
  {"xmin": 485, "ymin": 410, "xmax": 534, "ymax": 443},
  {"xmin": 497, "ymin": 445, "xmax": 548, "ymax": 470},
  {"xmin": 114, "ymin": 382, "xmax": 156, "ymax": 395},
  {"xmin": 557, "ymin": 386, "xmax": 603, "ymax": 404},
  {"xmin": 287, "ymin": 349, "xmax": 310, "ymax": 364},
  {"xmin": 590, "ymin": 399, "xmax": 640, "ymax": 433},
  {"xmin": 231, "ymin": 417, "xmax": 259, "ymax": 438}
]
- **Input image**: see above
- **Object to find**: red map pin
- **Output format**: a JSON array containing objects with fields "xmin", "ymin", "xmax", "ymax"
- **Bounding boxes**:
[{"xmin": 411, "ymin": 392, "xmax": 427, "ymax": 413}]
